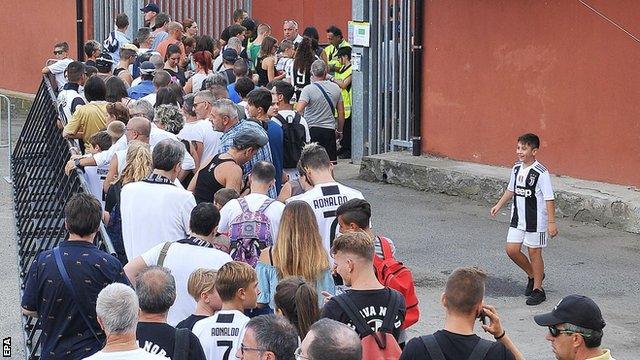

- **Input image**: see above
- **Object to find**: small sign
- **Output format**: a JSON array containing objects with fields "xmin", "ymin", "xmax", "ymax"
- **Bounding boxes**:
[
  {"xmin": 348, "ymin": 21, "xmax": 370, "ymax": 47},
  {"xmin": 352, "ymin": 53, "xmax": 362, "ymax": 72}
]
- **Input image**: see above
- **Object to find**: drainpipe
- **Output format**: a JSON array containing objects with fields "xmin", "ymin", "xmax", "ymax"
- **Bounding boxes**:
[
  {"xmin": 76, "ymin": 0, "xmax": 85, "ymax": 61},
  {"xmin": 411, "ymin": 1, "xmax": 424, "ymax": 156}
]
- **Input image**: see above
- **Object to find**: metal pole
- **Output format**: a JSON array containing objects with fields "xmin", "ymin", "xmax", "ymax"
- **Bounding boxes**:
[{"xmin": 0, "ymin": 95, "xmax": 10, "ymax": 183}]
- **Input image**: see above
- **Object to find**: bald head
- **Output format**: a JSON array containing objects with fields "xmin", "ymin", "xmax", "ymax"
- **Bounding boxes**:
[
  {"xmin": 305, "ymin": 318, "xmax": 362, "ymax": 360},
  {"xmin": 127, "ymin": 116, "xmax": 151, "ymax": 139}
]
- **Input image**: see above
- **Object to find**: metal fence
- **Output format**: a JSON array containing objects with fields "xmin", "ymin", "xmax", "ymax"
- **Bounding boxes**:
[
  {"xmin": 353, "ymin": 0, "xmax": 419, "ymax": 158},
  {"xmin": 13, "ymin": 77, "xmax": 115, "ymax": 360},
  {"xmin": 93, "ymin": 0, "xmax": 252, "ymax": 43}
]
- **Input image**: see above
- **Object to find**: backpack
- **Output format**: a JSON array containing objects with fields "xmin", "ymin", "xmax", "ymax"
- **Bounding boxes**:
[
  {"xmin": 275, "ymin": 113, "xmax": 306, "ymax": 168},
  {"xmin": 420, "ymin": 334, "xmax": 495, "ymax": 360},
  {"xmin": 374, "ymin": 236, "xmax": 420, "ymax": 329},
  {"xmin": 229, "ymin": 198, "xmax": 275, "ymax": 267},
  {"xmin": 103, "ymin": 31, "xmax": 120, "ymax": 53},
  {"xmin": 334, "ymin": 289, "xmax": 403, "ymax": 360}
]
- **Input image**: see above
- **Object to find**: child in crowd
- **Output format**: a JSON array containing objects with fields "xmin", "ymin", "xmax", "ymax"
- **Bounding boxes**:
[
  {"xmin": 176, "ymin": 268, "xmax": 221, "ymax": 331},
  {"xmin": 107, "ymin": 121, "xmax": 125, "ymax": 143},
  {"xmin": 274, "ymin": 276, "xmax": 320, "ymax": 340},
  {"xmin": 214, "ymin": 188, "xmax": 240, "ymax": 210},
  {"xmin": 191, "ymin": 261, "xmax": 259, "ymax": 359},
  {"xmin": 212, "ymin": 188, "xmax": 240, "ymax": 253},
  {"xmin": 491, "ymin": 133, "xmax": 557, "ymax": 306},
  {"xmin": 106, "ymin": 101, "xmax": 130, "ymax": 124},
  {"xmin": 87, "ymin": 130, "xmax": 112, "ymax": 155},
  {"xmin": 277, "ymin": 40, "xmax": 295, "ymax": 81}
]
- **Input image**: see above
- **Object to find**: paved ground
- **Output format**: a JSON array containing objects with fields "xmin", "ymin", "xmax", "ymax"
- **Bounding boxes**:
[
  {"xmin": 1, "ymin": 105, "xmax": 637, "ymax": 359},
  {"xmin": 336, "ymin": 163, "xmax": 640, "ymax": 359}
]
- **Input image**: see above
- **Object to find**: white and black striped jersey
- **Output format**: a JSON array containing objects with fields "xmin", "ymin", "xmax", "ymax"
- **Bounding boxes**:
[
  {"xmin": 191, "ymin": 310, "xmax": 249, "ymax": 360},
  {"xmin": 507, "ymin": 161, "xmax": 555, "ymax": 232},
  {"xmin": 287, "ymin": 182, "xmax": 365, "ymax": 256}
]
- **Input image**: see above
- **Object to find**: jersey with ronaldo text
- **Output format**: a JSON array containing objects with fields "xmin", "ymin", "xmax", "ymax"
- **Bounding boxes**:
[
  {"xmin": 507, "ymin": 161, "xmax": 554, "ymax": 232},
  {"xmin": 191, "ymin": 310, "xmax": 249, "ymax": 360},
  {"xmin": 287, "ymin": 182, "xmax": 364, "ymax": 256}
]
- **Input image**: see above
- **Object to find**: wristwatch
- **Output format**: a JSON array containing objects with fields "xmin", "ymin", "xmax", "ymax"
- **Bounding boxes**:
[{"xmin": 74, "ymin": 158, "xmax": 85, "ymax": 171}]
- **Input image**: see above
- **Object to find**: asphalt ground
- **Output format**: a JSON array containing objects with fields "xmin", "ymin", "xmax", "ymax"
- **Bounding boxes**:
[{"xmin": 335, "ymin": 163, "xmax": 640, "ymax": 359}]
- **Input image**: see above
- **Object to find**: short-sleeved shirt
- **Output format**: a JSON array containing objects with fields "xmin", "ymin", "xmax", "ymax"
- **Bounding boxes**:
[
  {"xmin": 120, "ymin": 177, "xmax": 196, "ymax": 260},
  {"xmin": 507, "ymin": 160, "xmax": 554, "ymax": 232},
  {"xmin": 139, "ymin": 240, "xmax": 232, "ymax": 326},
  {"xmin": 21, "ymin": 241, "xmax": 130, "ymax": 360},
  {"xmin": 151, "ymin": 30, "xmax": 169, "ymax": 50},
  {"xmin": 218, "ymin": 193, "xmax": 285, "ymax": 240},
  {"xmin": 84, "ymin": 348, "xmax": 169, "ymax": 360},
  {"xmin": 63, "ymin": 101, "xmax": 108, "ymax": 150},
  {"xmin": 217, "ymin": 120, "xmax": 276, "ymax": 198},
  {"xmin": 48, "ymin": 58, "xmax": 73, "ymax": 91},
  {"xmin": 399, "ymin": 330, "xmax": 516, "ymax": 360},
  {"xmin": 128, "ymin": 80, "xmax": 155, "ymax": 100},
  {"xmin": 321, "ymin": 288, "xmax": 406, "ymax": 342},
  {"xmin": 287, "ymin": 182, "xmax": 364, "ymax": 256},
  {"xmin": 136, "ymin": 322, "xmax": 206, "ymax": 360},
  {"xmin": 176, "ymin": 314, "xmax": 208, "ymax": 332},
  {"xmin": 107, "ymin": 30, "xmax": 131, "ymax": 65},
  {"xmin": 192, "ymin": 310, "xmax": 250, "ymax": 360},
  {"xmin": 299, "ymin": 80, "xmax": 342, "ymax": 129}
]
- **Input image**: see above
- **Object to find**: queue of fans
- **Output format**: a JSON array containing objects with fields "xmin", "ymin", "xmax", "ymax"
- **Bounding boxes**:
[{"xmin": 27, "ymin": 4, "xmax": 615, "ymax": 360}]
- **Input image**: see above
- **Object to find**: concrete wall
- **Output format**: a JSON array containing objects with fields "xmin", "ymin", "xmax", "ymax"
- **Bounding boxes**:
[
  {"xmin": 0, "ymin": 1, "xmax": 81, "ymax": 94},
  {"xmin": 421, "ymin": 0, "xmax": 640, "ymax": 187},
  {"xmin": 252, "ymin": 0, "xmax": 352, "ymax": 43}
]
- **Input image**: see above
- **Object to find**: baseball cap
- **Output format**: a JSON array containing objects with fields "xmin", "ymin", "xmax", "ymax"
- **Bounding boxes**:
[
  {"xmin": 96, "ymin": 52, "xmax": 114, "ymax": 71},
  {"xmin": 222, "ymin": 48, "xmax": 239, "ymax": 62},
  {"xmin": 534, "ymin": 295, "xmax": 606, "ymax": 331},
  {"xmin": 121, "ymin": 43, "xmax": 139, "ymax": 52},
  {"xmin": 233, "ymin": 126, "xmax": 268, "ymax": 149},
  {"xmin": 139, "ymin": 61, "xmax": 156, "ymax": 75},
  {"xmin": 140, "ymin": 3, "xmax": 160, "ymax": 13}
]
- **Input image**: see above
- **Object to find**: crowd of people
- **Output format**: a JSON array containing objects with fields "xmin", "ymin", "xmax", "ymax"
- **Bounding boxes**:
[{"xmin": 27, "ymin": 3, "xmax": 615, "ymax": 360}]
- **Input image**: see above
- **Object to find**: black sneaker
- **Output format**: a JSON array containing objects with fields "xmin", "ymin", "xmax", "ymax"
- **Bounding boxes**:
[
  {"xmin": 525, "ymin": 273, "xmax": 546, "ymax": 296},
  {"xmin": 526, "ymin": 288, "xmax": 546, "ymax": 306},
  {"xmin": 525, "ymin": 277, "xmax": 534, "ymax": 296}
]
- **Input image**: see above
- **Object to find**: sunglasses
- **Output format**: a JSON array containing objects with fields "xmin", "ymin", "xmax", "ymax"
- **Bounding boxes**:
[
  {"xmin": 53, "ymin": 50, "xmax": 65, "ymax": 55},
  {"xmin": 548, "ymin": 325, "xmax": 591, "ymax": 338}
]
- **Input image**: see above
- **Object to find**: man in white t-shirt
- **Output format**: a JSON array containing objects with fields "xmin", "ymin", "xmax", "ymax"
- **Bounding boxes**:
[
  {"xmin": 287, "ymin": 144, "xmax": 364, "ymax": 256},
  {"xmin": 188, "ymin": 90, "xmax": 223, "ymax": 161},
  {"xmin": 86, "ymin": 283, "xmax": 169, "ymax": 360},
  {"xmin": 218, "ymin": 161, "xmax": 285, "ymax": 241},
  {"xmin": 42, "ymin": 42, "xmax": 73, "ymax": 91},
  {"xmin": 124, "ymin": 203, "xmax": 232, "ymax": 326},
  {"xmin": 120, "ymin": 139, "xmax": 196, "ymax": 261}
]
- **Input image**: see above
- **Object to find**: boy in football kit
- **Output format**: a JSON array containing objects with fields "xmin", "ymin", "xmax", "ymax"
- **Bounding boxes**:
[{"xmin": 491, "ymin": 133, "xmax": 557, "ymax": 306}]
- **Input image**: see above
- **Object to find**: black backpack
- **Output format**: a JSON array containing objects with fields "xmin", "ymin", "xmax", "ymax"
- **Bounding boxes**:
[{"xmin": 275, "ymin": 113, "xmax": 306, "ymax": 168}]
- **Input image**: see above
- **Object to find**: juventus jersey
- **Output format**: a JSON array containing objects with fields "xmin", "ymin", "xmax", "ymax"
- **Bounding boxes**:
[
  {"xmin": 287, "ymin": 182, "xmax": 365, "ymax": 256},
  {"xmin": 191, "ymin": 310, "xmax": 249, "ymax": 360},
  {"xmin": 83, "ymin": 164, "xmax": 109, "ymax": 208},
  {"xmin": 507, "ymin": 161, "xmax": 555, "ymax": 232}
]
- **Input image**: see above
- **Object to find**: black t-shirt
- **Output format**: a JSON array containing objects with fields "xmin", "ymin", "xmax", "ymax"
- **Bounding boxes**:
[
  {"xmin": 136, "ymin": 322, "xmax": 206, "ymax": 360},
  {"xmin": 399, "ymin": 330, "xmax": 516, "ymax": 360},
  {"xmin": 321, "ymin": 288, "xmax": 406, "ymax": 341},
  {"xmin": 176, "ymin": 314, "xmax": 208, "ymax": 331}
]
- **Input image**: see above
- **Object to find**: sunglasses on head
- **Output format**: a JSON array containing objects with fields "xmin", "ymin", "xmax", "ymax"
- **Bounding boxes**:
[{"xmin": 548, "ymin": 325, "xmax": 591, "ymax": 338}]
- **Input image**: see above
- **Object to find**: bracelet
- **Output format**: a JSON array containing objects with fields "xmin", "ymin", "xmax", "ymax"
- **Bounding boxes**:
[
  {"xmin": 336, "ymin": 130, "xmax": 343, "ymax": 134},
  {"xmin": 494, "ymin": 330, "xmax": 506, "ymax": 340}
]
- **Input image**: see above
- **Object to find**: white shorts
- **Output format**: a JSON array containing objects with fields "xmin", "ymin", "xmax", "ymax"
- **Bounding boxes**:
[{"xmin": 506, "ymin": 228, "xmax": 548, "ymax": 248}]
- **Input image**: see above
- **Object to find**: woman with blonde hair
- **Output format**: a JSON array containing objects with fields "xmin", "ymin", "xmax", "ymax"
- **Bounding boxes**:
[
  {"xmin": 256, "ymin": 201, "xmax": 335, "ymax": 310},
  {"xmin": 104, "ymin": 141, "xmax": 152, "ymax": 264}
]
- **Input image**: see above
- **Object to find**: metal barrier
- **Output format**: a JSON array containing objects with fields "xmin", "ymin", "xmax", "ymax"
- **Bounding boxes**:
[
  {"xmin": 352, "ymin": 0, "xmax": 420, "ymax": 160},
  {"xmin": 93, "ymin": 0, "xmax": 253, "ymax": 42},
  {"xmin": 12, "ymin": 77, "xmax": 115, "ymax": 360}
]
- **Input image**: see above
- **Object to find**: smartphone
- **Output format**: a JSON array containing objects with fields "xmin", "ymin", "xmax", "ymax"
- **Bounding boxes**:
[{"xmin": 478, "ymin": 310, "xmax": 487, "ymax": 325}]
